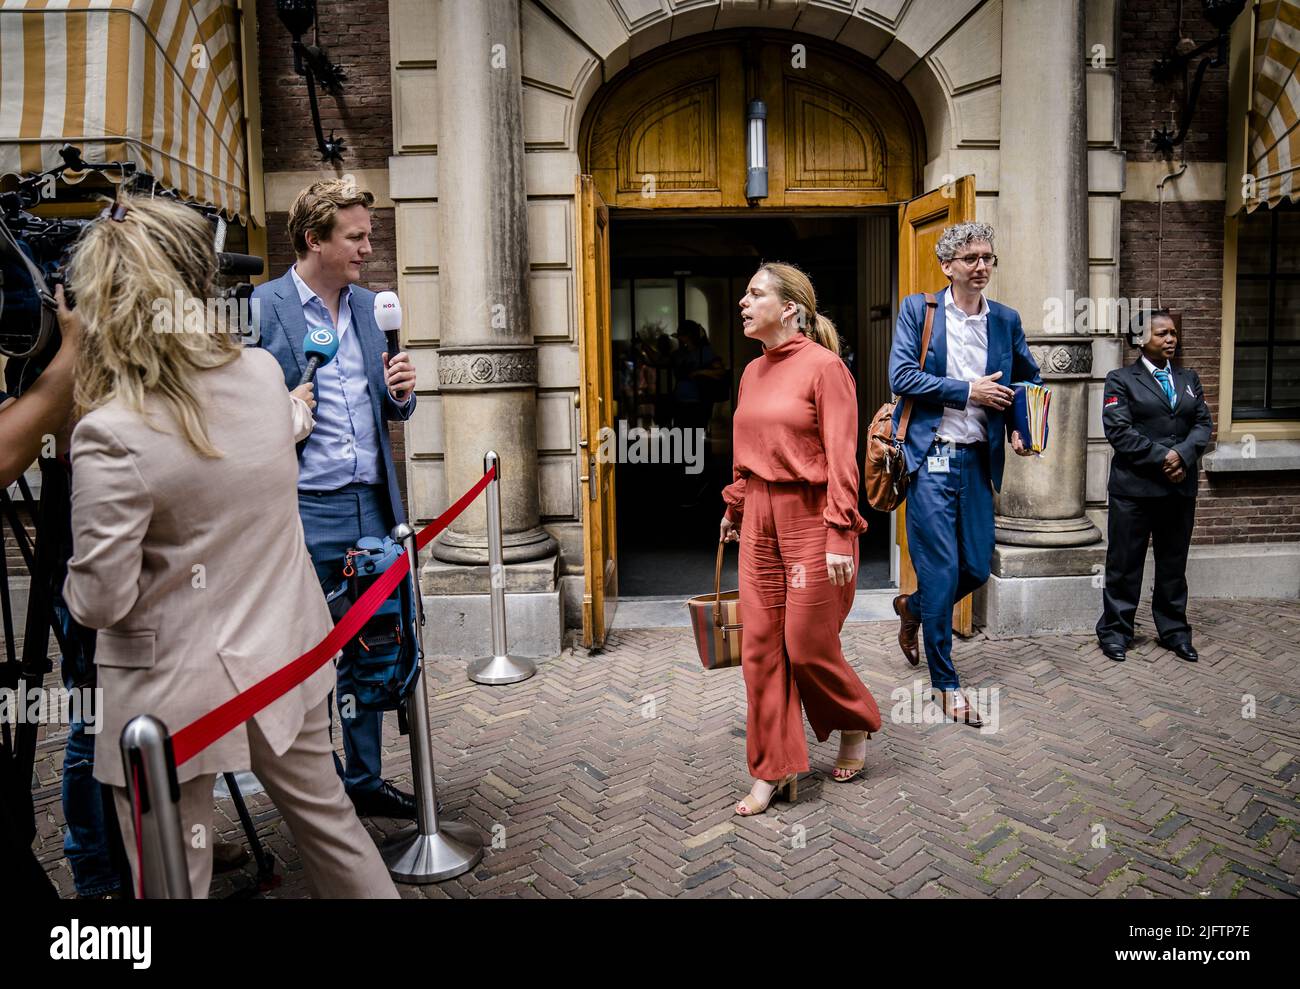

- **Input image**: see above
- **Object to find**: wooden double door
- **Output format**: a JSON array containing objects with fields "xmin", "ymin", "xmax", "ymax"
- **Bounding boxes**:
[{"xmin": 576, "ymin": 176, "xmax": 977, "ymax": 647}]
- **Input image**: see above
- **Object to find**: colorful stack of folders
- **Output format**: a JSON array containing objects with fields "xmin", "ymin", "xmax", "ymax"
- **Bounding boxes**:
[{"xmin": 1012, "ymin": 383, "xmax": 1051, "ymax": 454}]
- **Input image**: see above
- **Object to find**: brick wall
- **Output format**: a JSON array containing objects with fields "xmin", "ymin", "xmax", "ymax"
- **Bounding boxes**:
[
  {"xmin": 1187, "ymin": 475, "xmax": 1300, "ymax": 543},
  {"xmin": 1119, "ymin": 201, "xmax": 1225, "ymax": 414},
  {"xmin": 255, "ymin": 0, "xmax": 393, "ymax": 172},
  {"xmin": 1120, "ymin": 0, "xmax": 1228, "ymax": 163},
  {"xmin": 1119, "ymin": 0, "xmax": 1300, "ymax": 543}
]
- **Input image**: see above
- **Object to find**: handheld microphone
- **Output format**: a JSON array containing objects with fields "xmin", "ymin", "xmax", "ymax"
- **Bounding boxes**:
[
  {"xmin": 374, "ymin": 291, "xmax": 402, "ymax": 362},
  {"xmin": 298, "ymin": 325, "xmax": 340, "ymax": 386}
]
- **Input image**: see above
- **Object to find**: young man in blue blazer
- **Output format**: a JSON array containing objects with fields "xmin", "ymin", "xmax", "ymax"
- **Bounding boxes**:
[
  {"xmin": 888, "ymin": 222, "xmax": 1042, "ymax": 726},
  {"xmin": 249, "ymin": 180, "xmax": 419, "ymax": 819}
]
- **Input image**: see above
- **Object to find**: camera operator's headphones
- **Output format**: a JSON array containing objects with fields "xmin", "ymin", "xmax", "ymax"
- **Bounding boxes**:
[{"xmin": 0, "ymin": 218, "xmax": 57, "ymax": 361}]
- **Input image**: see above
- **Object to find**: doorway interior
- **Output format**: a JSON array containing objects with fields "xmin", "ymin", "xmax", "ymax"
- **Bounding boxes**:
[{"xmin": 607, "ymin": 211, "xmax": 896, "ymax": 598}]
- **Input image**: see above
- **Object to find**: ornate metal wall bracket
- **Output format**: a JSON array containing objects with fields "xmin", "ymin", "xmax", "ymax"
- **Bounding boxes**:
[
  {"xmin": 276, "ymin": 0, "xmax": 348, "ymax": 163},
  {"xmin": 1150, "ymin": 0, "xmax": 1247, "ymax": 157}
]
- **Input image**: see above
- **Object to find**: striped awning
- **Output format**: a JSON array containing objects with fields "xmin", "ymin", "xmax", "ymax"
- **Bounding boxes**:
[
  {"xmin": 0, "ymin": 0, "xmax": 248, "ymax": 218},
  {"xmin": 1247, "ymin": 0, "xmax": 1300, "ymax": 211}
]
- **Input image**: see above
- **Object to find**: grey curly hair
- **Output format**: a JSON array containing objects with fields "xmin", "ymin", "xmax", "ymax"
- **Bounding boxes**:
[{"xmin": 935, "ymin": 222, "xmax": 996, "ymax": 263}]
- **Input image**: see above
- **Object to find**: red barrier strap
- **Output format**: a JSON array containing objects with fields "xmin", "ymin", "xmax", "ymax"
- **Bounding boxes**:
[
  {"xmin": 169, "ymin": 466, "xmax": 495, "ymax": 766},
  {"xmin": 132, "ymin": 762, "xmax": 145, "ymax": 898}
]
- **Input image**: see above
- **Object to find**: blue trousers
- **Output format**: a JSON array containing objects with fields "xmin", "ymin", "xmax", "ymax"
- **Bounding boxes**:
[
  {"xmin": 904, "ymin": 441, "xmax": 994, "ymax": 691},
  {"xmin": 54, "ymin": 602, "xmax": 121, "ymax": 897},
  {"xmin": 298, "ymin": 484, "xmax": 392, "ymax": 794}
]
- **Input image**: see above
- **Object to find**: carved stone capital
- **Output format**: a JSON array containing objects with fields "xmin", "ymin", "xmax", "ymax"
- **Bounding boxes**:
[
  {"xmin": 436, "ymin": 345, "xmax": 538, "ymax": 390},
  {"xmin": 1027, "ymin": 339, "xmax": 1093, "ymax": 378}
]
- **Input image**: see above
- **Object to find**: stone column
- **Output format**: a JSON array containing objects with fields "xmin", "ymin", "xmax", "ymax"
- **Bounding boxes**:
[
  {"xmin": 993, "ymin": 0, "xmax": 1101, "ymax": 550},
  {"xmin": 432, "ymin": 0, "xmax": 556, "ymax": 566}
]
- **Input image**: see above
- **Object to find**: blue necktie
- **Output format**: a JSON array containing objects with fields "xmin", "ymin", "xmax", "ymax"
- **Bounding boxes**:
[{"xmin": 1153, "ymin": 367, "xmax": 1176, "ymax": 409}]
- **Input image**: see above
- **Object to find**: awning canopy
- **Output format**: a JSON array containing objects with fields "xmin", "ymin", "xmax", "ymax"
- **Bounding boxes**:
[
  {"xmin": 0, "ymin": 0, "xmax": 248, "ymax": 219},
  {"xmin": 1247, "ymin": 0, "xmax": 1300, "ymax": 211}
]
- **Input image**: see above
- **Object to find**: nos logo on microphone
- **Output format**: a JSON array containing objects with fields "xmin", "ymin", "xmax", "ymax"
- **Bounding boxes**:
[{"xmin": 310, "ymin": 328, "xmax": 334, "ymax": 346}]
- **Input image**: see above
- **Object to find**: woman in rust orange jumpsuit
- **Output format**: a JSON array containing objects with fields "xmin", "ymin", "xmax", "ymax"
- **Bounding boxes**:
[{"xmin": 721, "ymin": 262, "xmax": 882, "ymax": 817}]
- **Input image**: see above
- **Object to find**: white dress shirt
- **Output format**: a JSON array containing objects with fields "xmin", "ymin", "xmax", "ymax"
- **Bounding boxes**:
[
  {"xmin": 937, "ymin": 291, "xmax": 990, "ymax": 444},
  {"xmin": 1140, "ymin": 354, "xmax": 1173, "ymax": 376},
  {"xmin": 1140, "ymin": 354, "xmax": 1177, "ymax": 407}
]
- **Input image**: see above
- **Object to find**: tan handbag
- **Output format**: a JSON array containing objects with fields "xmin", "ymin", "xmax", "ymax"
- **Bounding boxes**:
[
  {"xmin": 864, "ymin": 292, "xmax": 937, "ymax": 512},
  {"xmin": 686, "ymin": 541, "xmax": 742, "ymax": 670}
]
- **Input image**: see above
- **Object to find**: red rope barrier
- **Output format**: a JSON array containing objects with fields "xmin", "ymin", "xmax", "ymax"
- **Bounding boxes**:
[{"xmin": 169, "ymin": 466, "xmax": 495, "ymax": 766}]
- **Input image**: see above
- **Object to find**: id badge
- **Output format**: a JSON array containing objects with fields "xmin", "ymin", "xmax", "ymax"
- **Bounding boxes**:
[{"xmin": 927, "ymin": 441, "xmax": 951, "ymax": 474}]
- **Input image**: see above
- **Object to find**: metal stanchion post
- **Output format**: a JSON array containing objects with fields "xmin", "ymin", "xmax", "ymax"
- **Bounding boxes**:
[
  {"xmin": 381, "ymin": 522, "xmax": 484, "ymax": 883},
  {"xmin": 119, "ymin": 715, "xmax": 192, "ymax": 899},
  {"xmin": 467, "ymin": 451, "xmax": 538, "ymax": 685}
]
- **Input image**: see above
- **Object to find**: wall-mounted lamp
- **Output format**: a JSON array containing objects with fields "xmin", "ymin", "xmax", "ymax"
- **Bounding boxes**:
[
  {"xmin": 1150, "ymin": 0, "xmax": 1247, "ymax": 157},
  {"xmin": 276, "ymin": 0, "xmax": 348, "ymax": 163},
  {"xmin": 746, "ymin": 99, "xmax": 768, "ymax": 202}
]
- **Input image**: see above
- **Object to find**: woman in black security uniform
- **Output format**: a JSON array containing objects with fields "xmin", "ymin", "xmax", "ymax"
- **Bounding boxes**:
[{"xmin": 1097, "ymin": 311, "xmax": 1212, "ymax": 663}]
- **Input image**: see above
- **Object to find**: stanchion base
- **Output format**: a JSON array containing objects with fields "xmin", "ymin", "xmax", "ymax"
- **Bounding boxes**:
[
  {"xmin": 467, "ymin": 653, "xmax": 537, "ymax": 684},
  {"xmin": 382, "ymin": 820, "xmax": 484, "ymax": 884}
]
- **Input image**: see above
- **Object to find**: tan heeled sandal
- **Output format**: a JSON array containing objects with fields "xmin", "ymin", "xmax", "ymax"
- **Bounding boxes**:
[
  {"xmin": 832, "ymin": 730, "xmax": 872, "ymax": 782},
  {"xmin": 734, "ymin": 774, "xmax": 798, "ymax": 816}
]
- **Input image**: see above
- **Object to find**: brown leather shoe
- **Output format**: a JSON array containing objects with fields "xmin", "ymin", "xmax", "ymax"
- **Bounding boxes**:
[
  {"xmin": 934, "ymin": 689, "xmax": 984, "ymax": 729},
  {"xmin": 893, "ymin": 594, "xmax": 921, "ymax": 667}
]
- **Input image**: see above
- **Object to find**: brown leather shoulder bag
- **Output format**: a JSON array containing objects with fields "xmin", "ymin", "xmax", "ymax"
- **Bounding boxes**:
[{"xmin": 863, "ymin": 292, "xmax": 937, "ymax": 512}]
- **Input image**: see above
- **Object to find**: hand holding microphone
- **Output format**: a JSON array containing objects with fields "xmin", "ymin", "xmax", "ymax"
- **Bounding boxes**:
[
  {"xmin": 289, "ymin": 381, "xmax": 316, "ymax": 410},
  {"xmin": 374, "ymin": 291, "xmax": 416, "ymax": 402},
  {"xmin": 288, "ymin": 326, "xmax": 337, "ymax": 443},
  {"xmin": 298, "ymin": 324, "xmax": 340, "ymax": 387}
]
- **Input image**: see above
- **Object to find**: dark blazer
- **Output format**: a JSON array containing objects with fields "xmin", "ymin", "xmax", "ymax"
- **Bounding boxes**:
[
  {"xmin": 888, "ymin": 286, "xmax": 1043, "ymax": 492},
  {"xmin": 249, "ymin": 268, "xmax": 416, "ymax": 526},
  {"xmin": 1102, "ymin": 360, "xmax": 1212, "ymax": 498}
]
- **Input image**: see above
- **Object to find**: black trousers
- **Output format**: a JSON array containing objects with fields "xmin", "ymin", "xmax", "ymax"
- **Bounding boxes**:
[{"xmin": 1097, "ymin": 493, "xmax": 1197, "ymax": 647}]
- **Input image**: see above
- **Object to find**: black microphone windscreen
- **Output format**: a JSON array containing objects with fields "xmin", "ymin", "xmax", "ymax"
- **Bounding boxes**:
[{"xmin": 217, "ymin": 252, "xmax": 264, "ymax": 278}]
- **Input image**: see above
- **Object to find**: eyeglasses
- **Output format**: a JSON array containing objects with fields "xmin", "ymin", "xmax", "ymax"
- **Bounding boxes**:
[{"xmin": 951, "ymin": 253, "xmax": 997, "ymax": 268}]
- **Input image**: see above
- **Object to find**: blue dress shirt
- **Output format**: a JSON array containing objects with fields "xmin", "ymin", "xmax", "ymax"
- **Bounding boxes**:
[{"xmin": 291, "ymin": 265, "xmax": 385, "ymax": 490}]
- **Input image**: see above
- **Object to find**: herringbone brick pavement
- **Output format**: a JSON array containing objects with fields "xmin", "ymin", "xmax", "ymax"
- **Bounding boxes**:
[{"xmin": 28, "ymin": 597, "xmax": 1300, "ymax": 899}]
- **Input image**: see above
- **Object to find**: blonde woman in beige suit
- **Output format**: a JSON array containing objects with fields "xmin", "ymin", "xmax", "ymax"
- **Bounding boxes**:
[{"xmin": 62, "ymin": 195, "xmax": 398, "ymax": 898}]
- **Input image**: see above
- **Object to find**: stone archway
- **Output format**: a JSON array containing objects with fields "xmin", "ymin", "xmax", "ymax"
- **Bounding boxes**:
[{"xmin": 532, "ymin": 0, "xmax": 1003, "ymax": 194}]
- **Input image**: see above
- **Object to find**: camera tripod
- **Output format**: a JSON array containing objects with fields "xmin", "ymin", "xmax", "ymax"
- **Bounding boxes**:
[{"xmin": 0, "ymin": 460, "xmax": 111, "ymax": 897}]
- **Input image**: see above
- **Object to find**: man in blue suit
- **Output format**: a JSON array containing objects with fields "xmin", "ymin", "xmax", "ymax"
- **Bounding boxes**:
[
  {"xmin": 887, "ymin": 222, "xmax": 1042, "ymax": 727},
  {"xmin": 250, "ymin": 179, "xmax": 418, "ymax": 819}
]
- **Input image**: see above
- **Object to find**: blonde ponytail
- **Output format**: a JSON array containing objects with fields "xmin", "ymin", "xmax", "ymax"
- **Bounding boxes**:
[{"xmin": 810, "ymin": 311, "xmax": 841, "ymax": 356}]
